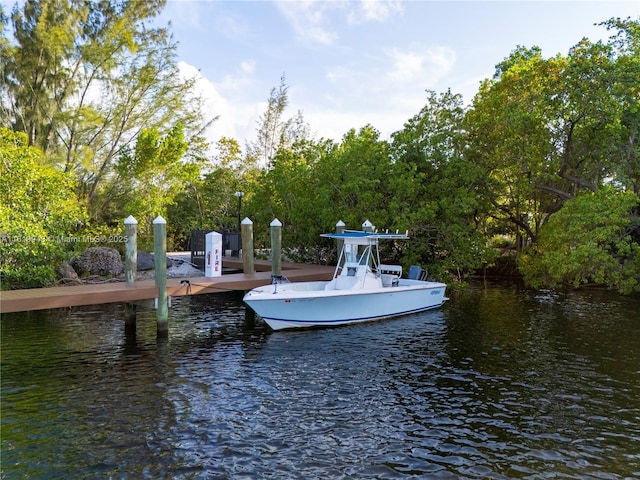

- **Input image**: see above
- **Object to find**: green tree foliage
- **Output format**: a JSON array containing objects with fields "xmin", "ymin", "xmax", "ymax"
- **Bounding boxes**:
[
  {"xmin": 390, "ymin": 90, "xmax": 494, "ymax": 280},
  {"xmin": 110, "ymin": 123, "xmax": 195, "ymax": 246},
  {"xmin": 1, "ymin": 0, "xmax": 211, "ymax": 222},
  {"xmin": 249, "ymin": 138, "xmax": 330, "ymax": 256},
  {"xmin": 243, "ymin": 126, "xmax": 392, "ymax": 262},
  {"xmin": 464, "ymin": 47, "xmax": 564, "ymax": 245},
  {"xmin": 313, "ymin": 126, "xmax": 391, "ymax": 229},
  {"xmin": 600, "ymin": 17, "xmax": 640, "ymax": 195},
  {"xmin": 465, "ymin": 21, "xmax": 639, "ymax": 242},
  {"xmin": 247, "ymin": 74, "xmax": 310, "ymax": 169},
  {"xmin": 462, "ymin": 19, "xmax": 639, "ymax": 294},
  {"xmin": 0, "ymin": 128, "xmax": 87, "ymax": 288},
  {"xmin": 1, "ymin": 6, "xmax": 637, "ymax": 297},
  {"xmin": 167, "ymin": 137, "xmax": 249, "ymax": 249},
  {"xmin": 519, "ymin": 187, "xmax": 640, "ymax": 293}
]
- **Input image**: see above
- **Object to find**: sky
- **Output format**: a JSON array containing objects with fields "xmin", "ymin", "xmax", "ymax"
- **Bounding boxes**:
[
  {"xmin": 154, "ymin": 0, "xmax": 639, "ymax": 148},
  {"xmin": 7, "ymin": 0, "xmax": 636, "ymax": 150}
]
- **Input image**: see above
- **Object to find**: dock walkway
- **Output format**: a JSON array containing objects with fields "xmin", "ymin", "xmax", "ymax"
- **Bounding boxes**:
[{"xmin": 0, "ymin": 259, "xmax": 335, "ymax": 314}]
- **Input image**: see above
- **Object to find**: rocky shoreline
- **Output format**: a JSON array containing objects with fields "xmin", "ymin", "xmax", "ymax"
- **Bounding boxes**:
[{"xmin": 57, "ymin": 247, "xmax": 203, "ymax": 286}]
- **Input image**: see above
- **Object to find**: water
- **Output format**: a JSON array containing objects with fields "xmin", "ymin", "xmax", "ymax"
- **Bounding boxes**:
[{"xmin": 2, "ymin": 283, "xmax": 639, "ymax": 479}]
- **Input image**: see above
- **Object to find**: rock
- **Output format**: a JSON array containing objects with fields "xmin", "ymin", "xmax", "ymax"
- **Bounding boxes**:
[
  {"xmin": 136, "ymin": 250, "xmax": 155, "ymax": 271},
  {"xmin": 136, "ymin": 250, "xmax": 174, "ymax": 270},
  {"xmin": 72, "ymin": 247, "xmax": 124, "ymax": 277},
  {"xmin": 57, "ymin": 261, "xmax": 82, "ymax": 285},
  {"xmin": 167, "ymin": 261, "xmax": 203, "ymax": 278}
]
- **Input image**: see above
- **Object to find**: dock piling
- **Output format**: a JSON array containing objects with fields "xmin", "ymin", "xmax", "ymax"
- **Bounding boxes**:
[
  {"xmin": 270, "ymin": 218, "xmax": 282, "ymax": 278},
  {"xmin": 241, "ymin": 217, "xmax": 254, "ymax": 274},
  {"xmin": 124, "ymin": 215, "xmax": 138, "ymax": 333},
  {"xmin": 362, "ymin": 219, "xmax": 374, "ymax": 232},
  {"xmin": 154, "ymin": 216, "xmax": 169, "ymax": 337}
]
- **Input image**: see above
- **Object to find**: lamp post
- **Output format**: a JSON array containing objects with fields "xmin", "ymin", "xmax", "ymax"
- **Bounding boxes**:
[{"xmin": 234, "ymin": 191, "xmax": 244, "ymax": 232}]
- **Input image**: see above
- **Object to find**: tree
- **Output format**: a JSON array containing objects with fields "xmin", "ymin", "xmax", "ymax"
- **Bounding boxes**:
[
  {"xmin": 248, "ymin": 74, "xmax": 310, "ymax": 169},
  {"xmin": 2, "ymin": 0, "xmax": 81, "ymax": 148},
  {"xmin": 390, "ymin": 90, "xmax": 494, "ymax": 280},
  {"xmin": 0, "ymin": 128, "xmax": 87, "ymax": 288},
  {"xmin": 109, "ymin": 123, "xmax": 195, "ymax": 247},
  {"xmin": 464, "ymin": 47, "xmax": 563, "ymax": 247},
  {"xmin": 249, "ymin": 138, "xmax": 329, "ymax": 256},
  {"xmin": 167, "ymin": 137, "xmax": 249, "ymax": 250},
  {"xmin": 1, "ymin": 0, "xmax": 212, "ymax": 221},
  {"xmin": 550, "ymin": 38, "xmax": 621, "ymax": 196},
  {"xmin": 244, "ymin": 126, "xmax": 391, "ymax": 262},
  {"xmin": 465, "ymin": 20, "xmax": 640, "ymax": 250},
  {"xmin": 600, "ymin": 17, "xmax": 640, "ymax": 195},
  {"xmin": 313, "ymin": 126, "xmax": 392, "ymax": 230},
  {"xmin": 518, "ymin": 186, "xmax": 640, "ymax": 294}
]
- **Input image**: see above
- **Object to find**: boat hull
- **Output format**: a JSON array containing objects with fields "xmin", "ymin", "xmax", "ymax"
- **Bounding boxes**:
[{"xmin": 243, "ymin": 280, "xmax": 447, "ymax": 330}]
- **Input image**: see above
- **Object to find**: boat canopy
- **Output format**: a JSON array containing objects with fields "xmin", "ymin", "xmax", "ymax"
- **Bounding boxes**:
[{"xmin": 321, "ymin": 230, "xmax": 408, "ymax": 246}]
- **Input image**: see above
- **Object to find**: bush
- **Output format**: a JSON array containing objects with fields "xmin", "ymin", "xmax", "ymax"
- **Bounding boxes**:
[
  {"xmin": 0, "ymin": 129, "xmax": 87, "ymax": 289},
  {"xmin": 518, "ymin": 187, "xmax": 640, "ymax": 294}
]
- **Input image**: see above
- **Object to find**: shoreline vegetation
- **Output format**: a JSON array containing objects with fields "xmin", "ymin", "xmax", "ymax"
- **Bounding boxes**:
[{"xmin": 0, "ymin": 4, "xmax": 638, "ymax": 295}]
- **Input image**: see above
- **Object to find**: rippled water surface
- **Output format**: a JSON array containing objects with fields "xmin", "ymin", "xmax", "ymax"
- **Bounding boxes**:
[{"xmin": 2, "ymin": 284, "xmax": 640, "ymax": 479}]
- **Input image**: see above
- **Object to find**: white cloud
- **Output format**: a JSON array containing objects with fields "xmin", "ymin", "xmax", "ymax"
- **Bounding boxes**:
[
  {"xmin": 276, "ymin": 0, "xmax": 338, "ymax": 45},
  {"xmin": 348, "ymin": 0, "xmax": 403, "ymax": 24},
  {"xmin": 240, "ymin": 60, "xmax": 255, "ymax": 75},
  {"xmin": 214, "ymin": 10, "xmax": 253, "ymax": 41},
  {"xmin": 177, "ymin": 61, "xmax": 262, "ymax": 149},
  {"xmin": 304, "ymin": 102, "xmax": 417, "ymax": 142},
  {"xmin": 161, "ymin": 1, "xmax": 206, "ymax": 31},
  {"xmin": 386, "ymin": 45, "xmax": 456, "ymax": 84},
  {"xmin": 179, "ymin": 41, "xmax": 458, "ymax": 151},
  {"xmin": 386, "ymin": 48, "xmax": 425, "ymax": 82},
  {"xmin": 314, "ymin": 42, "xmax": 459, "ymax": 138},
  {"xmin": 323, "ymin": 43, "xmax": 456, "ymax": 106},
  {"xmin": 159, "ymin": 1, "xmax": 253, "ymax": 42},
  {"xmin": 157, "ymin": 0, "xmax": 640, "ymax": 150},
  {"xmin": 277, "ymin": 0, "xmax": 403, "ymax": 44}
]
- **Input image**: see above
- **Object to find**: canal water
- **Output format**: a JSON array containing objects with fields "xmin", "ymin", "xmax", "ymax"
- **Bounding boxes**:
[{"xmin": 1, "ymin": 283, "xmax": 639, "ymax": 479}]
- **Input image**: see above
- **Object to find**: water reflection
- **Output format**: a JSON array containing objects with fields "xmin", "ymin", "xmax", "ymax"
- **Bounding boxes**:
[{"xmin": 2, "ymin": 285, "xmax": 639, "ymax": 478}]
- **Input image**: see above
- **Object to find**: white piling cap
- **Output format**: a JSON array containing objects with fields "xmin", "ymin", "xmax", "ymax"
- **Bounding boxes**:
[
  {"xmin": 124, "ymin": 215, "xmax": 138, "ymax": 225},
  {"xmin": 153, "ymin": 215, "xmax": 166, "ymax": 224},
  {"xmin": 362, "ymin": 219, "xmax": 374, "ymax": 229},
  {"xmin": 336, "ymin": 220, "xmax": 345, "ymax": 227},
  {"xmin": 241, "ymin": 217, "xmax": 253, "ymax": 225},
  {"xmin": 270, "ymin": 218, "xmax": 282, "ymax": 227}
]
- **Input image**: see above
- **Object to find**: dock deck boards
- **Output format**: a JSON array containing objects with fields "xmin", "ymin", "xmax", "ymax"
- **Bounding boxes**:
[{"xmin": 0, "ymin": 259, "xmax": 335, "ymax": 314}]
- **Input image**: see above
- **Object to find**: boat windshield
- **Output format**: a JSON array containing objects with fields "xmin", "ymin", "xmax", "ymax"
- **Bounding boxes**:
[
  {"xmin": 358, "ymin": 245, "xmax": 372, "ymax": 266},
  {"xmin": 343, "ymin": 244, "xmax": 358, "ymax": 264},
  {"xmin": 342, "ymin": 243, "xmax": 375, "ymax": 269}
]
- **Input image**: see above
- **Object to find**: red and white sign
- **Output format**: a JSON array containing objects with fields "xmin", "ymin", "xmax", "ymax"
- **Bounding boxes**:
[{"xmin": 204, "ymin": 231, "xmax": 223, "ymax": 277}]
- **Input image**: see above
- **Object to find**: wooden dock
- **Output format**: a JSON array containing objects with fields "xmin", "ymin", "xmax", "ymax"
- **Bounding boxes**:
[{"xmin": 0, "ymin": 259, "xmax": 335, "ymax": 314}]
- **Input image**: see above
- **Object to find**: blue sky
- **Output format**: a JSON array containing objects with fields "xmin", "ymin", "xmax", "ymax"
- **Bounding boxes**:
[
  {"xmin": 155, "ymin": 1, "xmax": 639, "ymax": 147},
  {"xmin": 5, "ymin": 0, "xmax": 634, "ymax": 149}
]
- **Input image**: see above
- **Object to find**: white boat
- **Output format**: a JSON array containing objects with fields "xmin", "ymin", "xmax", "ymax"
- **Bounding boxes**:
[{"xmin": 243, "ymin": 229, "xmax": 448, "ymax": 330}]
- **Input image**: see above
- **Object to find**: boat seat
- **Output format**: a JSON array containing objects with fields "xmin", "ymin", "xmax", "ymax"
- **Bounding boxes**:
[
  {"xmin": 408, "ymin": 265, "xmax": 424, "ymax": 280},
  {"xmin": 381, "ymin": 274, "xmax": 399, "ymax": 287},
  {"xmin": 408, "ymin": 266, "xmax": 429, "ymax": 281},
  {"xmin": 378, "ymin": 264, "xmax": 402, "ymax": 277}
]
